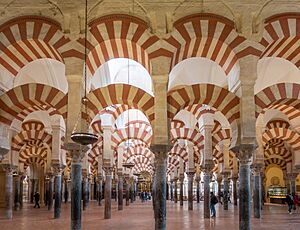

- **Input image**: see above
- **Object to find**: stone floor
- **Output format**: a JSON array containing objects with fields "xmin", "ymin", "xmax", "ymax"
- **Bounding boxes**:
[{"xmin": 1, "ymin": 200, "xmax": 300, "ymax": 230}]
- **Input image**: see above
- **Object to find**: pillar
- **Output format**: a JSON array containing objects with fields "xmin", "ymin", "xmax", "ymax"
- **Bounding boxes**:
[
  {"xmin": 98, "ymin": 175, "xmax": 103, "ymax": 206},
  {"xmin": 203, "ymin": 167, "xmax": 211, "ymax": 219},
  {"xmin": 48, "ymin": 174, "xmax": 54, "ymax": 211},
  {"xmin": 14, "ymin": 175, "xmax": 20, "ymax": 211},
  {"xmin": 82, "ymin": 174, "xmax": 89, "ymax": 210},
  {"xmin": 125, "ymin": 175, "xmax": 130, "ymax": 206},
  {"xmin": 30, "ymin": 179, "xmax": 35, "ymax": 203},
  {"xmin": 70, "ymin": 146, "xmax": 84, "ymax": 230},
  {"xmin": 223, "ymin": 172, "xmax": 230, "ymax": 211},
  {"xmin": 252, "ymin": 164, "xmax": 262, "ymax": 218},
  {"xmin": 217, "ymin": 176, "xmax": 222, "ymax": 203},
  {"xmin": 290, "ymin": 173, "xmax": 298, "ymax": 195},
  {"xmin": 53, "ymin": 166, "xmax": 63, "ymax": 219},
  {"xmin": 179, "ymin": 174, "xmax": 184, "ymax": 206},
  {"xmin": 232, "ymin": 176, "xmax": 238, "ymax": 206},
  {"xmin": 118, "ymin": 172, "xmax": 123, "ymax": 210},
  {"xmin": 174, "ymin": 178, "xmax": 178, "ymax": 203},
  {"xmin": 3, "ymin": 165, "xmax": 15, "ymax": 219},
  {"xmin": 20, "ymin": 175, "xmax": 25, "ymax": 209},
  {"xmin": 170, "ymin": 180, "xmax": 174, "ymax": 201},
  {"xmin": 152, "ymin": 149, "xmax": 168, "ymax": 230},
  {"xmin": 187, "ymin": 172, "xmax": 195, "ymax": 210},
  {"xmin": 166, "ymin": 181, "xmax": 169, "ymax": 200},
  {"xmin": 195, "ymin": 177, "xmax": 200, "ymax": 203},
  {"xmin": 233, "ymin": 144, "xmax": 255, "ymax": 230},
  {"xmin": 130, "ymin": 178, "xmax": 134, "ymax": 203},
  {"xmin": 104, "ymin": 167, "xmax": 112, "ymax": 219},
  {"xmin": 64, "ymin": 178, "xmax": 69, "ymax": 203}
]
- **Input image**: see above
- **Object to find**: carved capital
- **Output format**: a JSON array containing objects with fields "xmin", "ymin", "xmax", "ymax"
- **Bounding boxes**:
[{"xmin": 231, "ymin": 144, "xmax": 256, "ymax": 164}]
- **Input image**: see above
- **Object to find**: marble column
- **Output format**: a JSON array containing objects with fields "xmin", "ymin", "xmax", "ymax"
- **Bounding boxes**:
[
  {"xmin": 170, "ymin": 180, "xmax": 174, "ymax": 201},
  {"xmin": 104, "ymin": 167, "xmax": 112, "ymax": 219},
  {"xmin": 179, "ymin": 174, "xmax": 184, "ymax": 206},
  {"xmin": 233, "ymin": 144, "xmax": 255, "ymax": 230},
  {"xmin": 82, "ymin": 174, "xmax": 89, "ymax": 211},
  {"xmin": 53, "ymin": 167, "xmax": 62, "ymax": 219},
  {"xmin": 187, "ymin": 172, "xmax": 195, "ymax": 210},
  {"xmin": 217, "ymin": 176, "xmax": 222, "ymax": 203},
  {"xmin": 290, "ymin": 173, "xmax": 298, "ymax": 195},
  {"xmin": 3, "ymin": 165, "xmax": 15, "ymax": 219},
  {"xmin": 14, "ymin": 175, "xmax": 21, "ymax": 211},
  {"xmin": 166, "ymin": 182, "xmax": 169, "ymax": 200},
  {"xmin": 48, "ymin": 175, "xmax": 54, "ymax": 211},
  {"xmin": 174, "ymin": 178, "xmax": 178, "ymax": 203},
  {"xmin": 252, "ymin": 164, "xmax": 262, "ymax": 218},
  {"xmin": 98, "ymin": 175, "xmax": 103, "ymax": 206},
  {"xmin": 64, "ymin": 179, "xmax": 69, "ymax": 203},
  {"xmin": 203, "ymin": 168, "xmax": 211, "ymax": 219},
  {"xmin": 195, "ymin": 177, "xmax": 200, "ymax": 203},
  {"xmin": 261, "ymin": 172, "xmax": 265, "ymax": 208},
  {"xmin": 20, "ymin": 175, "xmax": 25, "ymax": 209},
  {"xmin": 115, "ymin": 178, "xmax": 118, "ymax": 202},
  {"xmin": 45, "ymin": 178, "xmax": 49, "ymax": 206},
  {"xmin": 118, "ymin": 172, "xmax": 123, "ymax": 210},
  {"xmin": 125, "ymin": 175, "xmax": 130, "ymax": 206},
  {"xmin": 153, "ymin": 150, "xmax": 167, "ymax": 230},
  {"xmin": 71, "ymin": 149, "xmax": 83, "ymax": 230},
  {"xmin": 130, "ymin": 178, "xmax": 134, "ymax": 203},
  {"xmin": 232, "ymin": 177, "xmax": 238, "ymax": 206},
  {"xmin": 223, "ymin": 172, "xmax": 230, "ymax": 211},
  {"xmin": 30, "ymin": 179, "xmax": 35, "ymax": 203}
]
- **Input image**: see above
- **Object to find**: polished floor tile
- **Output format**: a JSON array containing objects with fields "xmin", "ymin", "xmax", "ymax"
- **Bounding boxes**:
[{"xmin": 1, "ymin": 200, "xmax": 300, "ymax": 229}]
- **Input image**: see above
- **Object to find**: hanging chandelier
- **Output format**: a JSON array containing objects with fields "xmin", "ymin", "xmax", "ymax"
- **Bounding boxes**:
[{"xmin": 71, "ymin": 0, "xmax": 98, "ymax": 145}]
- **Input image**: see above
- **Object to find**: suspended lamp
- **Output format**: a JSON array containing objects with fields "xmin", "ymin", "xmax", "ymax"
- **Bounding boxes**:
[{"xmin": 71, "ymin": 0, "xmax": 98, "ymax": 145}]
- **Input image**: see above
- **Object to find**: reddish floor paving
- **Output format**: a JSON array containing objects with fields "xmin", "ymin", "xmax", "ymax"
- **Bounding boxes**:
[{"xmin": 1, "ymin": 200, "xmax": 300, "ymax": 229}]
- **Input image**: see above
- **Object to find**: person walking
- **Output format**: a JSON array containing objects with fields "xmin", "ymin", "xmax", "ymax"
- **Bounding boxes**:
[
  {"xmin": 293, "ymin": 193, "xmax": 299, "ymax": 211},
  {"xmin": 34, "ymin": 192, "xmax": 40, "ymax": 208},
  {"xmin": 286, "ymin": 193, "xmax": 294, "ymax": 214},
  {"xmin": 210, "ymin": 192, "xmax": 218, "ymax": 218}
]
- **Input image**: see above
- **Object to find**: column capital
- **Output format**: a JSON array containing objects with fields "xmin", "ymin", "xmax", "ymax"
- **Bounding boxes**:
[
  {"xmin": 195, "ymin": 176, "xmax": 200, "ymax": 183},
  {"xmin": 231, "ymin": 176, "xmax": 238, "ymax": 182},
  {"xmin": 179, "ymin": 174, "xmax": 184, "ymax": 182},
  {"xmin": 1, "ymin": 164, "xmax": 16, "ymax": 174},
  {"xmin": 222, "ymin": 171, "xmax": 231, "ymax": 179},
  {"xmin": 103, "ymin": 167, "xmax": 113, "ymax": 175},
  {"xmin": 287, "ymin": 172, "xmax": 299, "ymax": 180},
  {"xmin": 251, "ymin": 162, "xmax": 264, "ymax": 176},
  {"xmin": 151, "ymin": 145, "xmax": 171, "ymax": 155},
  {"xmin": 51, "ymin": 161, "xmax": 65, "ymax": 175},
  {"xmin": 231, "ymin": 144, "xmax": 256, "ymax": 163}
]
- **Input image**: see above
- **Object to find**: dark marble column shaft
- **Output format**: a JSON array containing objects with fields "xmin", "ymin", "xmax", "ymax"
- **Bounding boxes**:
[
  {"xmin": 118, "ymin": 173, "xmax": 123, "ymax": 210},
  {"xmin": 30, "ymin": 179, "xmax": 35, "ymax": 203},
  {"xmin": 223, "ymin": 173, "xmax": 230, "ymax": 211},
  {"xmin": 104, "ymin": 168, "xmax": 112, "ymax": 219},
  {"xmin": 196, "ymin": 178, "xmax": 200, "ymax": 203},
  {"xmin": 187, "ymin": 172, "xmax": 194, "ymax": 210},
  {"xmin": 232, "ymin": 177, "xmax": 238, "ymax": 206},
  {"xmin": 54, "ymin": 172, "xmax": 62, "ymax": 219},
  {"xmin": 170, "ymin": 181, "xmax": 174, "ymax": 201},
  {"xmin": 20, "ymin": 176, "xmax": 24, "ymax": 209},
  {"xmin": 252, "ymin": 167, "xmax": 262, "ymax": 219},
  {"xmin": 130, "ymin": 179, "xmax": 134, "ymax": 203},
  {"xmin": 71, "ymin": 160, "xmax": 82, "ymax": 230},
  {"xmin": 98, "ymin": 176, "xmax": 103, "ymax": 206},
  {"xmin": 174, "ymin": 179, "xmax": 178, "ymax": 203},
  {"xmin": 154, "ymin": 152, "xmax": 167, "ymax": 230},
  {"xmin": 14, "ymin": 175, "xmax": 21, "ymax": 210},
  {"xmin": 82, "ymin": 175, "xmax": 89, "ymax": 210},
  {"xmin": 4, "ymin": 166, "xmax": 14, "ymax": 219},
  {"xmin": 48, "ymin": 175, "xmax": 54, "ymax": 211},
  {"xmin": 203, "ymin": 170, "xmax": 211, "ymax": 219},
  {"xmin": 179, "ymin": 175, "xmax": 184, "ymax": 206},
  {"xmin": 125, "ymin": 177, "xmax": 130, "ymax": 206}
]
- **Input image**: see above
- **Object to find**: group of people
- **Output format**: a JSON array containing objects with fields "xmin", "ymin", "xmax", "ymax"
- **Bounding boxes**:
[{"xmin": 286, "ymin": 193, "xmax": 299, "ymax": 214}]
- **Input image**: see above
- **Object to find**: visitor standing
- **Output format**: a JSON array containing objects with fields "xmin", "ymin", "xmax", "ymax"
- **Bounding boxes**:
[
  {"xmin": 210, "ymin": 192, "xmax": 218, "ymax": 218},
  {"xmin": 34, "ymin": 192, "xmax": 40, "ymax": 208},
  {"xmin": 286, "ymin": 193, "xmax": 294, "ymax": 214}
]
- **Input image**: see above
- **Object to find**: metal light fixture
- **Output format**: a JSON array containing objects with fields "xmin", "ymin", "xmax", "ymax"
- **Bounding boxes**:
[
  {"xmin": 122, "ymin": 162, "xmax": 135, "ymax": 169},
  {"xmin": 71, "ymin": 0, "xmax": 97, "ymax": 145}
]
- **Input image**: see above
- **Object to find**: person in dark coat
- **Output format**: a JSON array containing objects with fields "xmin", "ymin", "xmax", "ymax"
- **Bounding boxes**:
[
  {"xmin": 210, "ymin": 192, "xmax": 218, "ymax": 217},
  {"xmin": 34, "ymin": 192, "xmax": 40, "ymax": 208}
]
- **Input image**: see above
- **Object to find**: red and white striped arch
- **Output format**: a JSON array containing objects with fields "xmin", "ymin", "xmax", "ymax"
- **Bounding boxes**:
[
  {"xmin": 262, "ymin": 127, "xmax": 300, "ymax": 151},
  {"xmin": 86, "ymin": 84, "xmax": 154, "ymax": 123},
  {"xmin": 123, "ymin": 147, "xmax": 154, "ymax": 162},
  {"xmin": 77, "ymin": 14, "xmax": 160, "ymax": 76},
  {"xmin": 126, "ymin": 120, "xmax": 152, "ymax": 133},
  {"xmin": 12, "ymin": 129, "xmax": 52, "ymax": 152},
  {"xmin": 260, "ymin": 13, "xmax": 300, "ymax": 68},
  {"xmin": 167, "ymin": 155, "xmax": 180, "ymax": 173},
  {"xmin": 255, "ymin": 83, "xmax": 300, "ymax": 119},
  {"xmin": 0, "ymin": 83, "xmax": 68, "ymax": 125},
  {"xmin": 111, "ymin": 127, "xmax": 152, "ymax": 149},
  {"xmin": 23, "ymin": 156, "xmax": 46, "ymax": 168},
  {"xmin": 19, "ymin": 146, "xmax": 48, "ymax": 165},
  {"xmin": 0, "ymin": 15, "xmax": 72, "ymax": 76},
  {"xmin": 265, "ymin": 157, "xmax": 287, "ymax": 171},
  {"xmin": 170, "ymin": 119, "xmax": 185, "ymax": 129},
  {"xmin": 266, "ymin": 119, "xmax": 291, "ymax": 129},
  {"xmin": 170, "ymin": 128, "xmax": 203, "ymax": 147},
  {"xmin": 264, "ymin": 138, "xmax": 285, "ymax": 149},
  {"xmin": 21, "ymin": 120, "xmax": 45, "ymax": 131},
  {"xmin": 167, "ymin": 84, "xmax": 240, "ymax": 124},
  {"xmin": 264, "ymin": 147, "xmax": 291, "ymax": 162},
  {"xmin": 162, "ymin": 13, "xmax": 248, "ymax": 74},
  {"xmin": 87, "ymin": 138, "xmax": 103, "ymax": 166}
]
